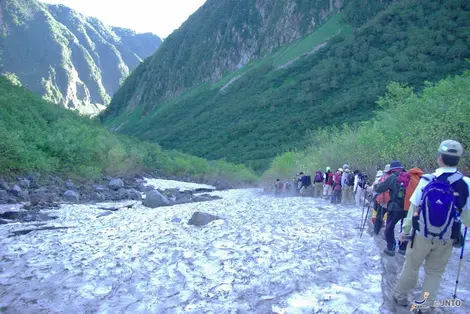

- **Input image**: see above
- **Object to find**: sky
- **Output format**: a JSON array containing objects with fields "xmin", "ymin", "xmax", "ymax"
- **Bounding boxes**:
[{"xmin": 38, "ymin": 0, "xmax": 207, "ymax": 38}]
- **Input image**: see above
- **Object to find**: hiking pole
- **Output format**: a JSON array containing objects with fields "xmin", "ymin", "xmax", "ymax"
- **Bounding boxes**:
[
  {"xmin": 360, "ymin": 196, "xmax": 372, "ymax": 238},
  {"xmin": 361, "ymin": 191, "xmax": 367, "ymax": 227},
  {"xmin": 453, "ymin": 226, "xmax": 468, "ymax": 299}
]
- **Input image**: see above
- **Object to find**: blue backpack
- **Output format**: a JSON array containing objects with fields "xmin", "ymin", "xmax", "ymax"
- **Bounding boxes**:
[{"xmin": 418, "ymin": 172, "xmax": 463, "ymax": 240}]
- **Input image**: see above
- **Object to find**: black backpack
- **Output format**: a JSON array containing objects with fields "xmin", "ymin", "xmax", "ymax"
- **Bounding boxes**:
[
  {"xmin": 302, "ymin": 175, "xmax": 312, "ymax": 187},
  {"xmin": 358, "ymin": 174, "xmax": 368, "ymax": 188},
  {"xmin": 346, "ymin": 173, "xmax": 355, "ymax": 186}
]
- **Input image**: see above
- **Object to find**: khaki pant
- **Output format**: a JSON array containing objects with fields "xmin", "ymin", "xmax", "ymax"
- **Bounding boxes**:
[
  {"xmin": 343, "ymin": 185, "xmax": 353, "ymax": 204},
  {"xmin": 314, "ymin": 182, "xmax": 323, "ymax": 197},
  {"xmin": 355, "ymin": 186, "xmax": 364, "ymax": 207},
  {"xmin": 323, "ymin": 184, "xmax": 332, "ymax": 197},
  {"xmin": 395, "ymin": 233, "xmax": 454, "ymax": 304}
]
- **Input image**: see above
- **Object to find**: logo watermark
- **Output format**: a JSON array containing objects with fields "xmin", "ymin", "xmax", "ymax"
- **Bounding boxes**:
[{"xmin": 410, "ymin": 292, "xmax": 463, "ymax": 311}]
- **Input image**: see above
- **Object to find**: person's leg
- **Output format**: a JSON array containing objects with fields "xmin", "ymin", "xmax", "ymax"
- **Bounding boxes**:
[
  {"xmin": 398, "ymin": 212, "xmax": 409, "ymax": 252},
  {"xmin": 394, "ymin": 235, "xmax": 432, "ymax": 305},
  {"xmin": 421, "ymin": 240, "xmax": 454, "ymax": 305},
  {"xmin": 374, "ymin": 205, "xmax": 383, "ymax": 235},
  {"xmin": 384, "ymin": 211, "xmax": 400, "ymax": 254}
]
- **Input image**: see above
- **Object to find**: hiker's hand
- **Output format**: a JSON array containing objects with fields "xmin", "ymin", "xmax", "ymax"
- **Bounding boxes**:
[{"xmin": 398, "ymin": 233, "xmax": 409, "ymax": 242}]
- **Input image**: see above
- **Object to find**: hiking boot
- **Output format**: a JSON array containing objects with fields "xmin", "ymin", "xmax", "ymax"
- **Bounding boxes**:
[
  {"xmin": 398, "ymin": 249, "xmax": 406, "ymax": 255},
  {"xmin": 393, "ymin": 295, "xmax": 408, "ymax": 307},
  {"xmin": 384, "ymin": 248, "xmax": 396, "ymax": 256}
]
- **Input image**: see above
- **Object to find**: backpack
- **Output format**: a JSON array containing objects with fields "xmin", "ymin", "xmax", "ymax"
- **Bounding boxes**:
[
  {"xmin": 301, "ymin": 175, "xmax": 312, "ymax": 187},
  {"xmin": 376, "ymin": 174, "xmax": 390, "ymax": 206},
  {"xmin": 346, "ymin": 172, "xmax": 355, "ymax": 186},
  {"xmin": 404, "ymin": 168, "xmax": 424, "ymax": 211},
  {"xmin": 394, "ymin": 172, "xmax": 410, "ymax": 208},
  {"xmin": 327, "ymin": 173, "xmax": 334, "ymax": 185},
  {"xmin": 358, "ymin": 174, "xmax": 368, "ymax": 189},
  {"xmin": 315, "ymin": 171, "xmax": 323, "ymax": 182},
  {"xmin": 417, "ymin": 172, "xmax": 463, "ymax": 240}
]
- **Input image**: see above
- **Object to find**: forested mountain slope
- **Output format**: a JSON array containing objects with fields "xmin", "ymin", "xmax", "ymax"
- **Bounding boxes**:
[{"xmin": 102, "ymin": 0, "xmax": 470, "ymax": 172}]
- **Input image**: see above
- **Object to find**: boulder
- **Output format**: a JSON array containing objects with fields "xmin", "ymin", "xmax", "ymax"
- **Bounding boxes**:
[
  {"xmin": 143, "ymin": 190, "xmax": 170, "ymax": 208},
  {"xmin": 0, "ymin": 181, "xmax": 9, "ymax": 191},
  {"xmin": 94, "ymin": 185, "xmax": 108, "ymax": 192},
  {"xmin": 64, "ymin": 190, "xmax": 80, "ymax": 202},
  {"xmin": 0, "ymin": 189, "xmax": 8, "ymax": 200},
  {"xmin": 172, "ymin": 197, "xmax": 192, "ymax": 205},
  {"xmin": 19, "ymin": 179, "xmax": 30, "ymax": 189},
  {"xmin": 117, "ymin": 188, "xmax": 128, "ymax": 200},
  {"xmin": 193, "ymin": 195, "xmax": 212, "ymax": 202},
  {"xmin": 127, "ymin": 189, "xmax": 142, "ymax": 201},
  {"xmin": 136, "ymin": 182, "xmax": 146, "ymax": 192},
  {"xmin": 90, "ymin": 192, "xmax": 106, "ymax": 202},
  {"xmin": 145, "ymin": 185, "xmax": 156, "ymax": 192},
  {"xmin": 17, "ymin": 190, "xmax": 30, "ymax": 201},
  {"xmin": 29, "ymin": 180, "xmax": 40, "ymax": 189},
  {"xmin": 65, "ymin": 180, "xmax": 75, "ymax": 190},
  {"xmin": 10, "ymin": 185, "xmax": 22, "ymax": 196},
  {"xmin": 188, "ymin": 212, "xmax": 221, "ymax": 226},
  {"xmin": 109, "ymin": 179, "xmax": 124, "ymax": 191}
]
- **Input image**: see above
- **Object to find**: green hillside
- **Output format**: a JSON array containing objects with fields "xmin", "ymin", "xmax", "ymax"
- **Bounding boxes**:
[
  {"xmin": 102, "ymin": 0, "xmax": 470, "ymax": 172},
  {"xmin": 0, "ymin": 76, "xmax": 257, "ymax": 184},
  {"xmin": 264, "ymin": 71, "xmax": 470, "ymax": 181}
]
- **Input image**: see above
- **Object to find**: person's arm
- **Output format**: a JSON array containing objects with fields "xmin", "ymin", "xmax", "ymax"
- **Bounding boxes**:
[
  {"xmin": 401, "ymin": 204, "xmax": 416, "ymax": 235},
  {"xmin": 375, "ymin": 175, "xmax": 394, "ymax": 193}
]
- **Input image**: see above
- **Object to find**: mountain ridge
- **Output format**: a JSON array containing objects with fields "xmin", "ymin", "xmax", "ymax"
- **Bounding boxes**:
[{"xmin": 0, "ymin": 0, "xmax": 162, "ymax": 115}]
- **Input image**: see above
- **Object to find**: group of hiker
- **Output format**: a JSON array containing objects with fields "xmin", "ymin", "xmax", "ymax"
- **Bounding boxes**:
[
  {"xmin": 272, "ymin": 139, "xmax": 470, "ymax": 313},
  {"xmin": 273, "ymin": 165, "xmax": 369, "ymax": 207}
]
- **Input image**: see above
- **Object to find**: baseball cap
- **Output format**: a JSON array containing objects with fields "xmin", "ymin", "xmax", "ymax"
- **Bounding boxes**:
[{"xmin": 438, "ymin": 140, "xmax": 464, "ymax": 157}]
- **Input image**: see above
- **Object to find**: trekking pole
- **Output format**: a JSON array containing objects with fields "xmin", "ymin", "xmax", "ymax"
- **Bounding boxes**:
[
  {"xmin": 361, "ymin": 190, "xmax": 367, "ymax": 226},
  {"xmin": 453, "ymin": 226, "xmax": 468, "ymax": 299},
  {"xmin": 360, "ymin": 197, "xmax": 372, "ymax": 238}
]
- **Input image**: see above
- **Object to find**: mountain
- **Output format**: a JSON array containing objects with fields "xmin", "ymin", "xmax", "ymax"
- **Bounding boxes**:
[
  {"xmin": 0, "ymin": 0, "xmax": 162, "ymax": 115},
  {"xmin": 102, "ymin": 0, "xmax": 470, "ymax": 172}
]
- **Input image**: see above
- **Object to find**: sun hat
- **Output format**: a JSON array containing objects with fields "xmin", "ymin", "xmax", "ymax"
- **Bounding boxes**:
[
  {"xmin": 389, "ymin": 160, "xmax": 403, "ymax": 171},
  {"xmin": 384, "ymin": 164, "xmax": 391, "ymax": 173}
]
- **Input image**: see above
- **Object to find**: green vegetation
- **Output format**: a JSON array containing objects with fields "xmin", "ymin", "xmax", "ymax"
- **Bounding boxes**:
[
  {"xmin": 103, "ymin": 0, "xmax": 470, "ymax": 173},
  {"xmin": 0, "ymin": 0, "xmax": 161, "ymax": 115},
  {"xmin": 264, "ymin": 71, "xmax": 470, "ymax": 182},
  {"xmin": 0, "ymin": 77, "xmax": 258, "ymax": 184}
]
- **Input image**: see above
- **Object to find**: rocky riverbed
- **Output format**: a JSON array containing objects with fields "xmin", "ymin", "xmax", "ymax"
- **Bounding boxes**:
[{"xmin": 0, "ymin": 181, "xmax": 469, "ymax": 313}]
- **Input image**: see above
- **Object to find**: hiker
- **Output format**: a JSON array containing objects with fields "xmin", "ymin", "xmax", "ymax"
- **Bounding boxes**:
[
  {"xmin": 343, "ymin": 168, "xmax": 355, "ymax": 204},
  {"xmin": 374, "ymin": 165, "xmax": 391, "ymax": 235},
  {"xmin": 314, "ymin": 170, "xmax": 323, "ymax": 198},
  {"xmin": 375, "ymin": 160, "xmax": 409, "ymax": 256},
  {"xmin": 323, "ymin": 167, "xmax": 333, "ymax": 199},
  {"xmin": 294, "ymin": 173, "xmax": 302, "ymax": 195},
  {"xmin": 371, "ymin": 170, "xmax": 384, "ymax": 229},
  {"xmin": 299, "ymin": 172, "xmax": 312, "ymax": 196},
  {"xmin": 274, "ymin": 179, "xmax": 282, "ymax": 197},
  {"xmin": 332, "ymin": 168, "xmax": 343, "ymax": 204},
  {"xmin": 354, "ymin": 170, "xmax": 367, "ymax": 207},
  {"xmin": 394, "ymin": 140, "xmax": 470, "ymax": 312}
]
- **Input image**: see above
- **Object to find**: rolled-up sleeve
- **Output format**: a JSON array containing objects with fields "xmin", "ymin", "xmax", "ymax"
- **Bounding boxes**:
[{"xmin": 410, "ymin": 179, "xmax": 426, "ymax": 207}]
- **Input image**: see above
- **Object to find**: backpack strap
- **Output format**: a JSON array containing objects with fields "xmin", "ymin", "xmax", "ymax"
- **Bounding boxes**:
[{"xmin": 446, "ymin": 172, "xmax": 463, "ymax": 185}]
